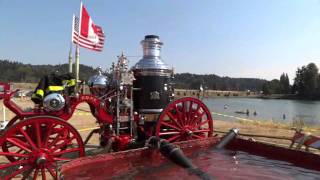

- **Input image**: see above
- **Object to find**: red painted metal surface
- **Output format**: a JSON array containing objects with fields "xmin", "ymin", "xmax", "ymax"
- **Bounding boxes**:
[
  {"xmin": 226, "ymin": 138, "xmax": 320, "ymax": 171},
  {"xmin": 0, "ymin": 116, "xmax": 85, "ymax": 180},
  {"xmin": 155, "ymin": 97, "xmax": 214, "ymax": 142},
  {"xmin": 2, "ymin": 90, "xmax": 112, "ymax": 124},
  {"xmin": 0, "ymin": 82, "xmax": 10, "ymax": 96},
  {"xmin": 60, "ymin": 137, "xmax": 320, "ymax": 179},
  {"xmin": 0, "ymin": 82, "xmax": 112, "ymax": 126},
  {"xmin": 60, "ymin": 137, "xmax": 221, "ymax": 179}
]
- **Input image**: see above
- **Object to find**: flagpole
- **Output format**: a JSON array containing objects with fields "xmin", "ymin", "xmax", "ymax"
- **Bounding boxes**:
[
  {"xmin": 75, "ymin": 2, "xmax": 82, "ymax": 91},
  {"xmin": 75, "ymin": 45, "xmax": 80, "ymax": 88},
  {"xmin": 69, "ymin": 14, "xmax": 75, "ymax": 74},
  {"xmin": 68, "ymin": 42, "xmax": 73, "ymax": 73}
]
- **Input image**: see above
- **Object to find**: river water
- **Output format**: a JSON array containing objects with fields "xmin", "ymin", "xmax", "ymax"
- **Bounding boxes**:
[{"xmin": 203, "ymin": 97, "xmax": 320, "ymax": 126}]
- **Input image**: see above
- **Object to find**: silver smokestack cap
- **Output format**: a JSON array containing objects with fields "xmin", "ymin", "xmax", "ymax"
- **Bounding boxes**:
[{"xmin": 133, "ymin": 35, "xmax": 169, "ymax": 70}]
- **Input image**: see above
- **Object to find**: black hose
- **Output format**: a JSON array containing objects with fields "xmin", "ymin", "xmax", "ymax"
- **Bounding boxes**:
[{"xmin": 148, "ymin": 137, "xmax": 213, "ymax": 180}]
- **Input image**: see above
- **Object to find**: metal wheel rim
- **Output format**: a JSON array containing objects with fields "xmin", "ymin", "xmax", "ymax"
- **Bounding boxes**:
[
  {"xmin": 156, "ymin": 97, "xmax": 214, "ymax": 142},
  {"xmin": 0, "ymin": 116, "xmax": 85, "ymax": 180}
]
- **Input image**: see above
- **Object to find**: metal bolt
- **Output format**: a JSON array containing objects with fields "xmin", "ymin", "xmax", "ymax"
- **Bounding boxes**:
[
  {"xmin": 36, "ymin": 156, "xmax": 47, "ymax": 165},
  {"xmin": 187, "ymin": 130, "xmax": 193, "ymax": 135}
]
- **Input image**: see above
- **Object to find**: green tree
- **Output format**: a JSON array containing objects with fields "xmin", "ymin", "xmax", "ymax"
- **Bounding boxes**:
[
  {"xmin": 280, "ymin": 73, "xmax": 290, "ymax": 94},
  {"xmin": 262, "ymin": 82, "xmax": 271, "ymax": 95},
  {"xmin": 293, "ymin": 63, "xmax": 319, "ymax": 98},
  {"xmin": 269, "ymin": 79, "xmax": 281, "ymax": 94}
]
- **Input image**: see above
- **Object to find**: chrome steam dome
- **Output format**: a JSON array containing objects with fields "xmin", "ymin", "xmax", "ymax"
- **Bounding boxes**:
[
  {"xmin": 88, "ymin": 67, "xmax": 109, "ymax": 88},
  {"xmin": 132, "ymin": 35, "xmax": 170, "ymax": 70}
]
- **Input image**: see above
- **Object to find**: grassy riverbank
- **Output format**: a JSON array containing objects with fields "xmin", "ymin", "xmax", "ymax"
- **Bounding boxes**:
[{"xmin": 214, "ymin": 116, "xmax": 320, "ymax": 154}]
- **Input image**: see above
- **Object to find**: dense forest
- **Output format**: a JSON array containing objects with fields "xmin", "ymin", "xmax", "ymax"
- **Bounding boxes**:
[
  {"xmin": 174, "ymin": 73, "xmax": 267, "ymax": 91},
  {"xmin": 0, "ymin": 59, "xmax": 267, "ymax": 91},
  {"xmin": 2, "ymin": 60, "xmax": 318, "ymax": 98},
  {"xmin": 0, "ymin": 60, "xmax": 96, "ymax": 83}
]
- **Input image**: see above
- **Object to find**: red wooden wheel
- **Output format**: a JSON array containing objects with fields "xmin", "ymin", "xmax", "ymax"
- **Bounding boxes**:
[
  {"xmin": 155, "ymin": 97, "xmax": 214, "ymax": 142},
  {"xmin": 0, "ymin": 116, "xmax": 85, "ymax": 180},
  {"xmin": 4, "ymin": 116, "xmax": 23, "ymax": 129}
]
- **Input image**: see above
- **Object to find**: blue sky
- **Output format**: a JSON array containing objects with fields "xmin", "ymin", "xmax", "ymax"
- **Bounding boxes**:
[{"xmin": 1, "ymin": 0, "xmax": 320, "ymax": 81}]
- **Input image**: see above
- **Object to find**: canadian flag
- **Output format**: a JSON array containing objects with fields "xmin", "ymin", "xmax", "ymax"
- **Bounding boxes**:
[
  {"xmin": 72, "ymin": 2, "xmax": 105, "ymax": 51},
  {"xmin": 80, "ymin": 3, "xmax": 99, "ymax": 44}
]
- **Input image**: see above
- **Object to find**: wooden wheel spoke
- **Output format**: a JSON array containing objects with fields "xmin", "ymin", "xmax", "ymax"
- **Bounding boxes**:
[
  {"xmin": 161, "ymin": 121, "xmax": 181, "ymax": 131},
  {"xmin": 174, "ymin": 104, "xmax": 179, "ymax": 113},
  {"xmin": 51, "ymin": 136, "xmax": 75, "ymax": 152},
  {"xmin": 34, "ymin": 122, "xmax": 42, "ymax": 148},
  {"xmin": 0, "ymin": 151, "xmax": 29, "ymax": 158},
  {"xmin": 188, "ymin": 104, "xmax": 201, "ymax": 123},
  {"xmin": 16, "ymin": 149, "xmax": 24, "ymax": 154},
  {"xmin": 0, "ymin": 159, "xmax": 28, "ymax": 169},
  {"xmin": 51, "ymin": 148, "xmax": 81, "ymax": 156},
  {"xmin": 188, "ymin": 101, "xmax": 194, "ymax": 113},
  {"xmin": 191, "ymin": 112, "xmax": 205, "ymax": 126},
  {"xmin": 192, "ymin": 129, "xmax": 210, "ymax": 133},
  {"xmin": 194, "ymin": 104, "xmax": 201, "ymax": 115},
  {"xmin": 159, "ymin": 131, "xmax": 180, "ymax": 136},
  {"xmin": 187, "ymin": 101, "xmax": 194, "ymax": 125},
  {"xmin": 14, "ymin": 149, "xmax": 26, "ymax": 161},
  {"xmin": 182, "ymin": 101, "xmax": 187, "ymax": 121},
  {"xmin": 47, "ymin": 127, "xmax": 68, "ymax": 148},
  {"xmin": 191, "ymin": 134, "xmax": 204, "ymax": 139},
  {"xmin": 47, "ymin": 136, "xmax": 63, "ymax": 149},
  {"xmin": 33, "ymin": 168, "xmax": 39, "ymax": 180},
  {"xmin": 174, "ymin": 105, "xmax": 184, "ymax": 126},
  {"xmin": 47, "ymin": 165, "xmax": 57, "ymax": 179},
  {"xmin": 41, "ymin": 167, "xmax": 47, "ymax": 180},
  {"xmin": 195, "ymin": 119, "xmax": 209, "ymax": 129},
  {"xmin": 53, "ymin": 157, "xmax": 72, "ymax": 162},
  {"xmin": 44, "ymin": 124, "xmax": 55, "ymax": 146},
  {"xmin": 22, "ymin": 167, "xmax": 35, "ymax": 180},
  {"xmin": 7, "ymin": 138, "xmax": 32, "ymax": 153},
  {"xmin": 19, "ymin": 128, "xmax": 38, "ymax": 151},
  {"xmin": 166, "ymin": 111, "xmax": 182, "ymax": 128},
  {"xmin": 167, "ymin": 134, "xmax": 181, "ymax": 142},
  {"xmin": 5, "ymin": 165, "xmax": 32, "ymax": 179}
]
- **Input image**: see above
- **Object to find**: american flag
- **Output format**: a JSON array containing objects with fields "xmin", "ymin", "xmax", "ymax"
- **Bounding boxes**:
[{"xmin": 72, "ymin": 15, "xmax": 105, "ymax": 52}]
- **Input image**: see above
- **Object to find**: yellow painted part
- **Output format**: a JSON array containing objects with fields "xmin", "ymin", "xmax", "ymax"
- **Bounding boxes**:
[
  {"xmin": 47, "ymin": 86, "xmax": 64, "ymax": 91},
  {"xmin": 63, "ymin": 79, "xmax": 76, "ymax": 87},
  {"xmin": 36, "ymin": 89, "xmax": 44, "ymax": 97},
  {"xmin": 68, "ymin": 79, "xmax": 76, "ymax": 86}
]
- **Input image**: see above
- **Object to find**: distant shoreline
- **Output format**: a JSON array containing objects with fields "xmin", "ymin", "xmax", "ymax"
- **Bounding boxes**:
[
  {"xmin": 9, "ymin": 83, "xmax": 319, "ymax": 100},
  {"xmin": 175, "ymin": 89, "xmax": 320, "ymax": 101},
  {"xmin": 174, "ymin": 89, "xmax": 259, "ymax": 98}
]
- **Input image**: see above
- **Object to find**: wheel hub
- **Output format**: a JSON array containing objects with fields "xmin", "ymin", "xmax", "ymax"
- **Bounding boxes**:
[
  {"xmin": 36, "ymin": 155, "xmax": 47, "ymax": 165},
  {"xmin": 181, "ymin": 126, "xmax": 193, "ymax": 136},
  {"xmin": 32, "ymin": 151, "xmax": 51, "ymax": 167}
]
